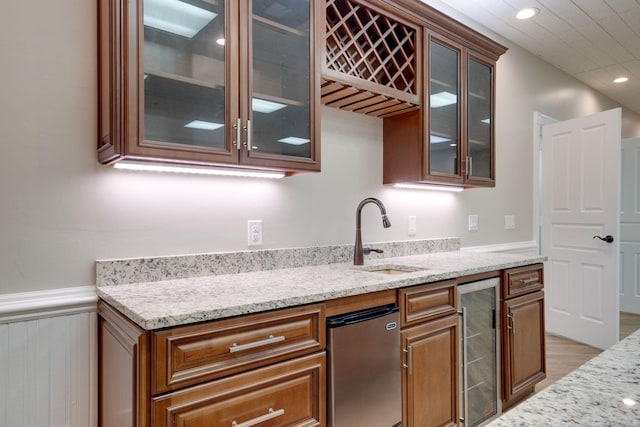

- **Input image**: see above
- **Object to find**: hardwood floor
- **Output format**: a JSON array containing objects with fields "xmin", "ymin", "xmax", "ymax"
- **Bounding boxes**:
[{"xmin": 534, "ymin": 312, "xmax": 640, "ymax": 392}]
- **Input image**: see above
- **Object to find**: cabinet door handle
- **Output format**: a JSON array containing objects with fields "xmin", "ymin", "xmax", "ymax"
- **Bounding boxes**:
[
  {"xmin": 520, "ymin": 277, "xmax": 538, "ymax": 285},
  {"xmin": 244, "ymin": 119, "xmax": 252, "ymax": 151},
  {"xmin": 232, "ymin": 408, "xmax": 285, "ymax": 427},
  {"xmin": 229, "ymin": 335, "xmax": 285, "ymax": 353},
  {"xmin": 507, "ymin": 313, "xmax": 515, "ymax": 333},
  {"xmin": 468, "ymin": 156, "xmax": 473, "ymax": 176},
  {"xmin": 403, "ymin": 346, "xmax": 413, "ymax": 375},
  {"xmin": 234, "ymin": 118, "xmax": 242, "ymax": 150}
]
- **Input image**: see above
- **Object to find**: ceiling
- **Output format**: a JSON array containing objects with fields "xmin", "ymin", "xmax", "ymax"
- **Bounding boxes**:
[{"xmin": 426, "ymin": 0, "xmax": 640, "ymax": 115}]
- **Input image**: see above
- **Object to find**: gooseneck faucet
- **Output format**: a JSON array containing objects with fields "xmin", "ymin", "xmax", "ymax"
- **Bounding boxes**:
[{"xmin": 354, "ymin": 197, "xmax": 392, "ymax": 265}]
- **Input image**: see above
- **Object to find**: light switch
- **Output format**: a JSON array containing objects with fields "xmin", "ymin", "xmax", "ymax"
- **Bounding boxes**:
[
  {"xmin": 468, "ymin": 214, "xmax": 478, "ymax": 231},
  {"xmin": 408, "ymin": 216, "xmax": 417, "ymax": 235},
  {"xmin": 504, "ymin": 215, "xmax": 515, "ymax": 230}
]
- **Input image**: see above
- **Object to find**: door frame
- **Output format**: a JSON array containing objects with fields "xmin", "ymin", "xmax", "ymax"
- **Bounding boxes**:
[{"xmin": 532, "ymin": 112, "xmax": 557, "ymax": 255}]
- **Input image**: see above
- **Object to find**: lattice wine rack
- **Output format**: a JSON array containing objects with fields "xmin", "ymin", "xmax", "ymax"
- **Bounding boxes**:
[{"xmin": 322, "ymin": 0, "xmax": 421, "ymax": 118}]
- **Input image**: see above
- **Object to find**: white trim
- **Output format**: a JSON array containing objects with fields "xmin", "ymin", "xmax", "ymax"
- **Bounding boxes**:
[
  {"xmin": 0, "ymin": 286, "xmax": 97, "ymax": 324},
  {"xmin": 461, "ymin": 240, "xmax": 538, "ymax": 254},
  {"xmin": 533, "ymin": 112, "xmax": 558, "ymax": 257}
]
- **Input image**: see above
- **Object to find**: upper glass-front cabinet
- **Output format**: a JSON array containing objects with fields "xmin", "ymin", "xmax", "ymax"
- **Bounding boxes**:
[
  {"xmin": 467, "ymin": 55, "xmax": 494, "ymax": 183},
  {"xmin": 98, "ymin": 0, "xmax": 319, "ymax": 173},
  {"xmin": 244, "ymin": 0, "xmax": 313, "ymax": 164},
  {"xmin": 143, "ymin": 0, "xmax": 228, "ymax": 152},
  {"xmin": 419, "ymin": 34, "xmax": 496, "ymax": 187},
  {"xmin": 428, "ymin": 38, "xmax": 461, "ymax": 181}
]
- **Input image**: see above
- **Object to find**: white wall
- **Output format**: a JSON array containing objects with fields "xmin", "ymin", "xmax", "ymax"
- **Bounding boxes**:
[{"xmin": 2, "ymin": 0, "xmax": 640, "ymax": 296}]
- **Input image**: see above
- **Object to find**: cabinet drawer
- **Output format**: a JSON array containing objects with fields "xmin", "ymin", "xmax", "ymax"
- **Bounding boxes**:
[
  {"xmin": 502, "ymin": 264, "xmax": 544, "ymax": 299},
  {"xmin": 399, "ymin": 280, "xmax": 458, "ymax": 328},
  {"xmin": 152, "ymin": 352, "xmax": 325, "ymax": 427},
  {"xmin": 152, "ymin": 304, "xmax": 325, "ymax": 394}
]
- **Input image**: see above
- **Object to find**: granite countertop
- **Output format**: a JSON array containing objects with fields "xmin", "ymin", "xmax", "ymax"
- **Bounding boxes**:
[
  {"xmin": 97, "ymin": 249, "xmax": 544, "ymax": 330},
  {"xmin": 488, "ymin": 329, "xmax": 640, "ymax": 426}
]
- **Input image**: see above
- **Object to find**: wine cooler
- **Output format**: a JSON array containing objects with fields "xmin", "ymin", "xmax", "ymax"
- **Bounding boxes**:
[{"xmin": 458, "ymin": 277, "xmax": 501, "ymax": 427}]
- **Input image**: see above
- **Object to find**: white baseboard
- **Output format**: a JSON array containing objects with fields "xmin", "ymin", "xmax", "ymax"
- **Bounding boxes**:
[{"xmin": 461, "ymin": 240, "xmax": 538, "ymax": 255}]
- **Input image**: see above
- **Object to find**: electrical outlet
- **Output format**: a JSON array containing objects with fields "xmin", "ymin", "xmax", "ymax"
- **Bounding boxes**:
[
  {"xmin": 504, "ymin": 215, "xmax": 515, "ymax": 230},
  {"xmin": 408, "ymin": 216, "xmax": 417, "ymax": 235},
  {"xmin": 468, "ymin": 214, "xmax": 478, "ymax": 231},
  {"xmin": 247, "ymin": 220, "xmax": 263, "ymax": 246}
]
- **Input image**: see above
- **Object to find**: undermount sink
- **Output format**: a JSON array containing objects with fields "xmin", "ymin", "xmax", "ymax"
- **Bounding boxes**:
[{"xmin": 360, "ymin": 264, "xmax": 426, "ymax": 275}]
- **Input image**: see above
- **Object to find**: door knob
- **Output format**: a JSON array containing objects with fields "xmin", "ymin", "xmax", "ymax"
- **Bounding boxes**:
[{"xmin": 593, "ymin": 235, "xmax": 614, "ymax": 243}]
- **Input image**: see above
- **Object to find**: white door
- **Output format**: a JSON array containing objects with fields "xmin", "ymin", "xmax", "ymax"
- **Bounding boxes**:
[
  {"xmin": 621, "ymin": 138, "xmax": 640, "ymax": 314},
  {"xmin": 541, "ymin": 108, "xmax": 621, "ymax": 350}
]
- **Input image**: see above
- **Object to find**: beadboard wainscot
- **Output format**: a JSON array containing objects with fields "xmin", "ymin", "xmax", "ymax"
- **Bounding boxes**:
[{"xmin": 0, "ymin": 286, "xmax": 98, "ymax": 427}]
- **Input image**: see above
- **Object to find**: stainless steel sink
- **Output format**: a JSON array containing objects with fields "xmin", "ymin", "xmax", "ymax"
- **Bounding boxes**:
[{"xmin": 360, "ymin": 264, "xmax": 425, "ymax": 275}]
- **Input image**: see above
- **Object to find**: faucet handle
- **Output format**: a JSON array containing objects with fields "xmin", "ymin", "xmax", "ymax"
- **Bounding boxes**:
[{"xmin": 362, "ymin": 248, "xmax": 384, "ymax": 255}]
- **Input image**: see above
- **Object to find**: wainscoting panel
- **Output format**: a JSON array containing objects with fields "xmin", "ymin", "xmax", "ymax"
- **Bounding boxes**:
[{"xmin": 0, "ymin": 287, "xmax": 97, "ymax": 427}]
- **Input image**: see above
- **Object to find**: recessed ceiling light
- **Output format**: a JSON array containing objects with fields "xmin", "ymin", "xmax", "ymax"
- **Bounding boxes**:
[
  {"xmin": 613, "ymin": 77, "xmax": 629, "ymax": 83},
  {"xmin": 516, "ymin": 7, "xmax": 539, "ymax": 20},
  {"xmin": 184, "ymin": 120, "xmax": 224, "ymax": 130},
  {"xmin": 430, "ymin": 91, "xmax": 457, "ymax": 108},
  {"xmin": 252, "ymin": 98, "xmax": 287, "ymax": 113},
  {"xmin": 144, "ymin": 0, "xmax": 217, "ymax": 38},
  {"xmin": 216, "ymin": 38, "xmax": 225, "ymax": 46},
  {"xmin": 277, "ymin": 137, "xmax": 310, "ymax": 145},
  {"xmin": 622, "ymin": 397, "xmax": 637, "ymax": 407}
]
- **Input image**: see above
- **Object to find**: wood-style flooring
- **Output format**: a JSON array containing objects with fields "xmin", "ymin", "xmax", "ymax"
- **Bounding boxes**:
[{"xmin": 535, "ymin": 312, "xmax": 640, "ymax": 392}]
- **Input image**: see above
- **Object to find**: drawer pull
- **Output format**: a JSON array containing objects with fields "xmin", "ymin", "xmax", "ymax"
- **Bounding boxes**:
[
  {"xmin": 519, "ymin": 277, "xmax": 538, "ymax": 285},
  {"xmin": 232, "ymin": 408, "xmax": 285, "ymax": 427},
  {"xmin": 229, "ymin": 335, "xmax": 285, "ymax": 353}
]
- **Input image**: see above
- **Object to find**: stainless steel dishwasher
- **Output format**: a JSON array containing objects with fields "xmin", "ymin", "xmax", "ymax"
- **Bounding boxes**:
[{"xmin": 327, "ymin": 304, "xmax": 402, "ymax": 427}]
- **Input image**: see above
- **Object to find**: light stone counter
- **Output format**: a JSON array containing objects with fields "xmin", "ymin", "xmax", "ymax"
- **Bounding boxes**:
[
  {"xmin": 97, "ymin": 243, "xmax": 544, "ymax": 330},
  {"xmin": 488, "ymin": 329, "xmax": 640, "ymax": 426}
]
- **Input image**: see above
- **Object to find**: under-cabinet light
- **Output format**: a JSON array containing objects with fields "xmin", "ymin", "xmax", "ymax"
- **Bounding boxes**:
[
  {"xmin": 112, "ymin": 162, "xmax": 285, "ymax": 179},
  {"xmin": 393, "ymin": 183, "xmax": 464, "ymax": 192},
  {"xmin": 144, "ymin": 0, "xmax": 217, "ymax": 39},
  {"xmin": 277, "ymin": 137, "xmax": 310, "ymax": 145},
  {"xmin": 516, "ymin": 7, "xmax": 539, "ymax": 20},
  {"xmin": 613, "ymin": 77, "xmax": 629, "ymax": 83},
  {"xmin": 252, "ymin": 98, "xmax": 287, "ymax": 113},
  {"xmin": 184, "ymin": 120, "xmax": 224, "ymax": 130},
  {"xmin": 430, "ymin": 91, "xmax": 457, "ymax": 108},
  {"xmin": 430, "ymin": 135, "xmax": 452, "ymax": 144}
]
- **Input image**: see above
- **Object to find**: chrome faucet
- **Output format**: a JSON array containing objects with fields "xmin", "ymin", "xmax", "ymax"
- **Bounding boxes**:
[{"xmin": 354, "ymin": 197, "xmax": 391, "ymax": 265}]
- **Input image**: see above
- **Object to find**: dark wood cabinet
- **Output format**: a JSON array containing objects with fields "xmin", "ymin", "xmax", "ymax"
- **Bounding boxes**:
[
  {"xmin": 401, "ymin": 314, "xmax": 459, "ymax": 427},
  {"xmin": 151, "ymin": 353, "xmax": 325, "ymax": 427},
  {"xmin": 501, "ymin": 265, "xmax": 546, "ymax": 408},
  {"xmin": 383, "ymin": 29, "xmax": 504, "ymax": 188},
  {"xmin": 399, "ymin": 280, "xmax": 459, "ymax": 427},
  {"xmin": 98, "ymin": 0, "xmax": 320, "ymax": 174},
  {"xmin": 98, "ymin": 301, "xmax": 326, "ymax": 427}
]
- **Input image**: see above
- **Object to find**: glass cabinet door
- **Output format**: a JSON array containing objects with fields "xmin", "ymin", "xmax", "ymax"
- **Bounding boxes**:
[
  {"xmin": 142, "ymin": 0, "xmax": 228, "ymax": 151},
  {"xmin": 467, "ymin": 56, "xmax": 493, "ymax": 181},
  {"xmin": 428, "ymin": 38, "xmax": 461, "ymax": 177},
  {"xmin": 247, "ymin": 0, "xmax": 312, "ymax": 161}
]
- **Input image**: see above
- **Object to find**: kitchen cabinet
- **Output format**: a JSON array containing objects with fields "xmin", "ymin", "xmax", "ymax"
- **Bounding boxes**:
[
  {"xmin": 383, "ymin": 29, "xmax": 504, "ymax": 188},
  {"xmin": 399, "ymin": 280, "xmax": 459, "ymax": 427},
  {"xmin": 501, "ymin": 264, "xmax": 546, "ymax": 408},
  {"xmin": 320, "ymin": 0, "xmax": 422, "ymax": 117},
  {"xmin": 98, "ymin": 301, "xmax": 326, "ymax": 427},
  {"xmin": 98, "ymin": 0, "xmax": 320, "ymax": 174}
]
